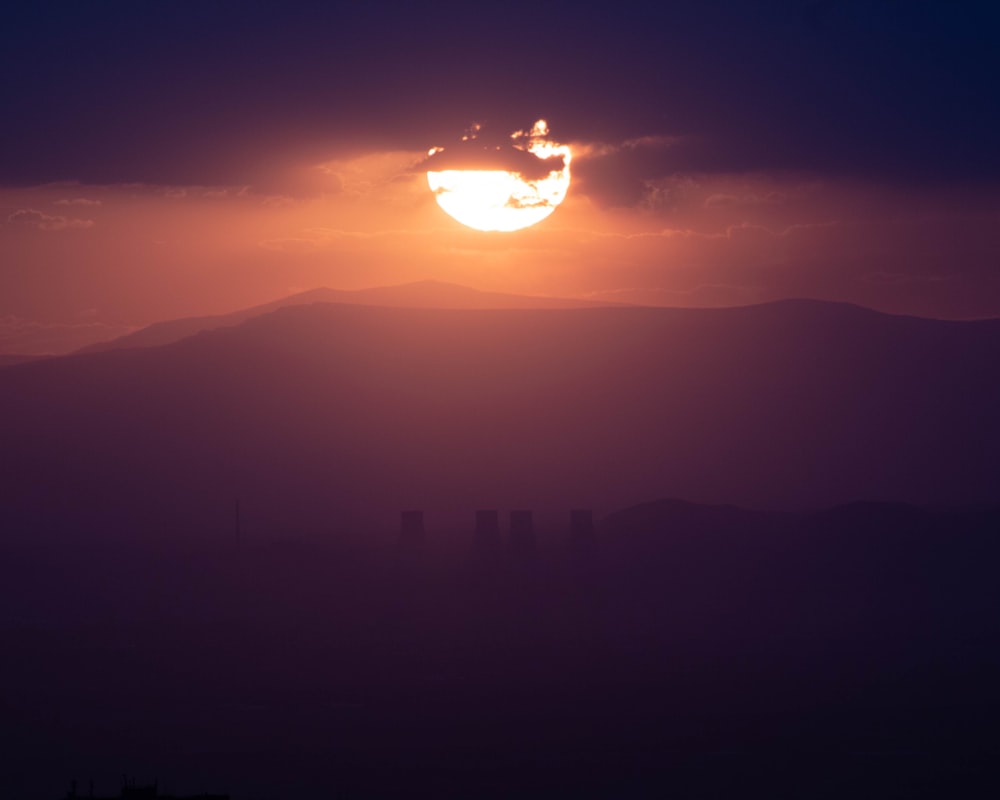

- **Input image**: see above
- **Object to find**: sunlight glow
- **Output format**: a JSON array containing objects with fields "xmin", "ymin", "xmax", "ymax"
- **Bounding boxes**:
[{"xmin": 426, "ymin": 120, "xmax": 572, "ymax": 232}]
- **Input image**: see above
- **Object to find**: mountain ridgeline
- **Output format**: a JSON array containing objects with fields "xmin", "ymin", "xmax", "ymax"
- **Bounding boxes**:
[
  {"xmin": 75, "ymin": 280, "xmax": 616, "ymax": 355},
  {"xmin": 3, "ymin": 289, "xmax": 1000, "ymax": 798},
  {"xmin": 2, "ymin": 296, "xmax": 1000, "ymax": 542}
]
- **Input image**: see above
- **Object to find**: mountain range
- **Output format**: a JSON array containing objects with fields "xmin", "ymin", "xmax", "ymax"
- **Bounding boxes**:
[
  {"xmin": 3, "ymin": 282, "xmax": 1000, "ymax": 799},
  {"xmin": 2, "ymin": 283, "xmax": 999, "ymax": 542},
  {"xmin": 76, "ymin": 280, "xmax": 616, "ymax": 355}
]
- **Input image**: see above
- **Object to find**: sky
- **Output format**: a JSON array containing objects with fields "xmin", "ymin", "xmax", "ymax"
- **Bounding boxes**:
[{"xmin": 2, "ymin": 1, "xmax": 999, "ymax": 354}]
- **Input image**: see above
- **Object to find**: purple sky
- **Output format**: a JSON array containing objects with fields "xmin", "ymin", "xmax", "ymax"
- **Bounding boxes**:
[{"xmin": 2, "ymin": 1, "xmax": 998, "ymax": 353}]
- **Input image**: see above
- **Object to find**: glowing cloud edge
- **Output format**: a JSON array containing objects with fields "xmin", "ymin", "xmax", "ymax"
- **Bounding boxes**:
[{"xmin": 426, "ymin": 120, "xmax": 572, "ymax": 233}]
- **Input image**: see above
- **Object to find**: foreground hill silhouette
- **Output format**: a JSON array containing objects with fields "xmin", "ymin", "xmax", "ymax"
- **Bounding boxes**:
[
  {"xmin": 0, "ymin": 353, "xmax": 44, "ymax": 367},
  {"xmin": 1, "ymin": 498, "xmax": 998, "ymax": 798},
  {"xmin": 77, "ymin": 280, "xmax": 616, "ymax": 355},
  {"xmin": 2, "ymin": 299, "xmax": 999, "ymax": 541}
]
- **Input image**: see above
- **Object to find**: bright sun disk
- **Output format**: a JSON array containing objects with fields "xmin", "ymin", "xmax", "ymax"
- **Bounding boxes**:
[{"xmin": 426, "ymin": 120, "xmax": 571, "ymax": 232}]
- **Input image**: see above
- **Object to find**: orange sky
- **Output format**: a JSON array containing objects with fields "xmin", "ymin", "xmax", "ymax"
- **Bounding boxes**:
[
  {"xmin": 3, "ymin": 5, "xmax": 999, "ymax": 356},
  {"xmin": 2, "ymin": 137, "xmax": 999, "ymax": 354}
]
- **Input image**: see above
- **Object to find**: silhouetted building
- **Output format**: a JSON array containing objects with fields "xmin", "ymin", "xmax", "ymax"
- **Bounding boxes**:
[
  {"xmin": 65, "ymin": 778, "xmax": 227, "ymax": 800},
  {"xmin": 475, "ymin": 509, "xmax": 502, "ymax": 554},
  {"xmin": 509, "ymin": 509, "xmax": 535, "ymax": 553},
  {"xmin": 570, "ymin": 508, "xmax": 595, "ymax": 545},
  {"xmin": 399, "ymin": 510, "xmax": 424, "ymax": 547}
]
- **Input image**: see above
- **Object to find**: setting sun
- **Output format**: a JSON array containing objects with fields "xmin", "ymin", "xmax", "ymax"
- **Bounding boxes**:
[{"xmin": 426, "ymin": 120, "xmax": 571, "ymax": 232}]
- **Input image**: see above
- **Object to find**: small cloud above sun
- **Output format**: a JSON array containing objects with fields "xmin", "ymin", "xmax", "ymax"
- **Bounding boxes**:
[{"xmin": 424, "ymin": 120, "xmax": 571, "ymax": 232}]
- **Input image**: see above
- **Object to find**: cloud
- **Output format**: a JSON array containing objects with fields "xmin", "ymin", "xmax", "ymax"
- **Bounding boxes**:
[
  {"xmin": 260, "ymin": 194, "xmax": 295, "ymax": 207},
  {"xmin": 572, "ymin": 135, "xmax": 679, "ymax": 160},
  {"xmin": 420, "ymin": 143, "xmax": 565, "ymax": 181},
  {"xmin": 312, "ymin": 151, "xmax": 426, "ymax": 200},
  {"xmin": 257, "ymin": 237, "xmax": 320, "ymax": 254},
  {"xmin": 0, "ymin": 314, "xmax": 134, "ymax": 355},
  {"xmin": 418, "ymin": 121, "xmax": 569, "ymax": 181},
  {"xmin": 505, "ymin": 195, "xmax": 551, "ymax": 210},
  {"xmin": 54, "ymin": 197, "xmax": 102, "ymax": 206},
  {"xmin": 6, "ymin": 208, "xmax": 94, "ymax": 230},
  {"xmin": 257, "ymin": 228, "xmax": 435, "ymax": 252},
  {"xmin": 862, "ymin": 271, "xmax": 952, "ymax": 285},
  {"xmin": 582, "ymin": 220, "xmax": 840, "ymax": 242},
  {"xmin": 570, "ymin": 135, "xmax": 680, "ymax": 208},
  {"xmin": 202, "ymin": 187, "xmax": 250, "ymax": 199},
  {"xmin": 704, "ymin": 191, "xmax": 785, "ymax": 208}
]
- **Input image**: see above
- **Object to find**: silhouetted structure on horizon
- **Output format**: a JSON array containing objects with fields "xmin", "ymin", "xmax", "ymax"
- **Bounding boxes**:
[
  {"xmin": 393, "ymin": 507, "xmax": 596, "ymax": 554},
  {"xmin": 399, "ymin": 510, "xmax": 424, "ymax": 547},
  {"xmin": 509, "ymin": 509, "xmax": 535, "ymax": 553},
  {"xmin": 65, "ymin": 778, "xmax": 227, "ymax": 800},
  {"xmin": 570, "ymin": 508, "xmax": 595, "ymax": 546},
  {"xmin": 475, "ymin": 509, "xmax": 502, "ymax": 553}
]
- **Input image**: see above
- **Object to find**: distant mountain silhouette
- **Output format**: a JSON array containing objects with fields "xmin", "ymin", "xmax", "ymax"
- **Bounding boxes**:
[
  {"xmin": 601, "ymin": 496, "xmax": 1000, "ymax": 565},
  {"xmin": 77, "ymin": 280, "xmax": 618, "ymax": 354},
  {"xmin": 2, "ymin": 299, "xmax": 1000, "ymax": 541},
  {"xmin": 0, "ymin": 353, "xmax": 44, "ymax": 367},
  {"xmin": 601, "ymin": 496, "xmax": 787, "ymax": 537}
]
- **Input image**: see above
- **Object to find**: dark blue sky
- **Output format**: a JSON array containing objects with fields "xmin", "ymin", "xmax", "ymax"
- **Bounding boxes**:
[{"xmin": 2, "ymin": 1, "xmax": 997, "ymax": 187}]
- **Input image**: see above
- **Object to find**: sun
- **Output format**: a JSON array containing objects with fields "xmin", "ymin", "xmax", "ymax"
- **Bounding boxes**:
[{"xmin": 426, "ymin": 120, "xmax": 571, "ymax": 232}]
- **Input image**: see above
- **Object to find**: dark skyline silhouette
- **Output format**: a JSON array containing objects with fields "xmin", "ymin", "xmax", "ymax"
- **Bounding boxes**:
[
  {"xmin": 0, "ymin": 285, "xmax": 997, "ymax": 796},
  {"xmin": 64, "ymin": 778, "xmax": 228, "ymax": 800},
  {"xmin": 3, "ymin": 496, "xmax": 999, "ymax": 798},
  {"xmin": 2, "ymin": 296, "xmax": 998, "ymax": 548},
  {"xmin": 3, "ymin": 4, "xmax": 999, "ymax": 797}
]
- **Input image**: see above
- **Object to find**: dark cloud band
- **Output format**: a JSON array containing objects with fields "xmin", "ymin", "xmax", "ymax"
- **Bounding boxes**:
[{"xmin": 421, "ymin": 143, "xmax": 565, "ymax": 181}]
